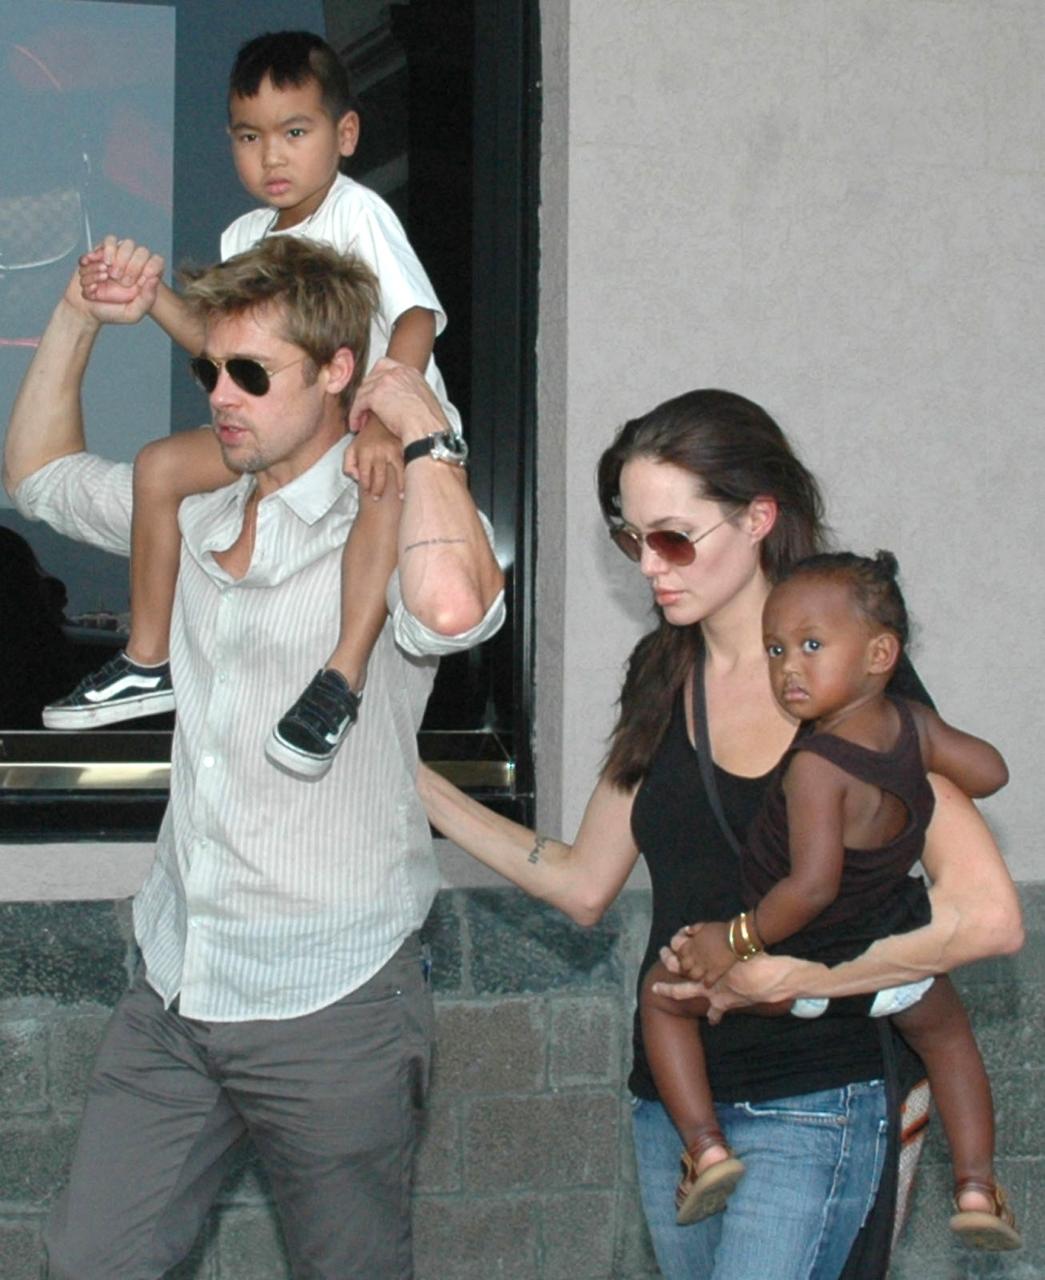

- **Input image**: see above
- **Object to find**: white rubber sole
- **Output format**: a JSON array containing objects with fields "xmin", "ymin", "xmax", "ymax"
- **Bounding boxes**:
[
  {"xmin": 264, "ymin": 730, "xmax": 338, "ymax": 780},
  {"xmin": 42, "ymin": 690, "xmax": 176, "ymax": 729}
]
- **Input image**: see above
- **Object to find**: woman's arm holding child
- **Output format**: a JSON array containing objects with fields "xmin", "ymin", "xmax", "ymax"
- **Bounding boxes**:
[{"xmin": 663, "ymin": 776, "xmax": 1022, "ymax": 1016}]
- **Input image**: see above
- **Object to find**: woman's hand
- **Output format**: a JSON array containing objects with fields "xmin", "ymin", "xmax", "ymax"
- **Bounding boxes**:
[{"xmin": 657, "ymin": 926, "xmax": 813, "ymax": 1022}]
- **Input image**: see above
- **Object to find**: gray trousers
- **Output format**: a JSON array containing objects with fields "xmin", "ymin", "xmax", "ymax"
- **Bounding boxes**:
[{"xmin": 44, "ymin": 936, "xmax": 433, "ymax": 1280}]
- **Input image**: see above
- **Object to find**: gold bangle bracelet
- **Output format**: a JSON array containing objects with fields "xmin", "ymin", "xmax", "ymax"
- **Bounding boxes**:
[
  {"xmin": 745, "ymin": 908, "xmax": 765, "ymax": 953},
  {"xmin": 731, "ymin": 911, "xmax": 763, "ymax": 962}
]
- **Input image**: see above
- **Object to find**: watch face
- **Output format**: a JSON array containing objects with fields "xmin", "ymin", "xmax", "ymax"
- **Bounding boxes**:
[
  {"xmin": 431, "ymin": 431, "xmax": 468, "ymax": 464},
  {"xmin": 404, "ymin": 429, "xmax": 469, "ymax": 466}
]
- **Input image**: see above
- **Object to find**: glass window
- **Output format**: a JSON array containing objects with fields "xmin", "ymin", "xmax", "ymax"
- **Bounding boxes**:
[{"xmin": 0, "ymin": 0, "xmax": 538, "ymax": 836}]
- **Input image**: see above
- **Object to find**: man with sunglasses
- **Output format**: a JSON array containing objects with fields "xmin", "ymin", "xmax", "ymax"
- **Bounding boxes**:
[{"xmin": 4, "ymin": 235, "xmax": 504, "ymax": 1279}]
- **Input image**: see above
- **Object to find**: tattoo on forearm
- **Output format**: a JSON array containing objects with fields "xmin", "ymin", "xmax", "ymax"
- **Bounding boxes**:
[
  {"xmin": 403, "ymin": 536, "xmax": 468, "ymax": 554},
  {"xmin": 527, "ymin": 835, "xmax": 548, "ymax": 865}
]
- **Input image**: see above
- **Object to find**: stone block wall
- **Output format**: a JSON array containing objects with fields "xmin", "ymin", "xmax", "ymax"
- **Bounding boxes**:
[{"xmin": 1, "ymin": 887, "xmax": 1041, "ymax": 1278}]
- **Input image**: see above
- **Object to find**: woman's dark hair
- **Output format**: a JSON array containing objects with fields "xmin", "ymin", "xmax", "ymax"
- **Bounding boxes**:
[
  {"xmin": 777, "ymin": 550, "xmax": 909, "ymax": 648},
  {"xmin": 600, "ymin": 389, "xmax": 826, "ymax": 788},
  {"xmin": 229, "ymin": 31, "xmax": 355, "ymax": 122}
]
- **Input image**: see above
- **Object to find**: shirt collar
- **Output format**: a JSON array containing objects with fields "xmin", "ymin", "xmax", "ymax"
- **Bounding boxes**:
[{"xmin": 260, "ymin": 436, "xmax": 356, "ymax": 526}]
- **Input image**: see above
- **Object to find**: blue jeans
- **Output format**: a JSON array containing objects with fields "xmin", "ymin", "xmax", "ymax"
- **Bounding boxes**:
[{"xmin": 632, "ymin": 1081, "xmax": 888, "ymax": 1280}]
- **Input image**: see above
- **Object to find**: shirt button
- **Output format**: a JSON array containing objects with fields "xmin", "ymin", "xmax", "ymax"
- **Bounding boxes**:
[{"xmin": 202, "ymin": 754, "xmax": 215, "ymax": 769}]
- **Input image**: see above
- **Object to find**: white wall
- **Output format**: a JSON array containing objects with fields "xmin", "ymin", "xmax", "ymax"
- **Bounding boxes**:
[{"xmin": 537, "ymin": 0, "xmax": 1044, "ymax": 880}]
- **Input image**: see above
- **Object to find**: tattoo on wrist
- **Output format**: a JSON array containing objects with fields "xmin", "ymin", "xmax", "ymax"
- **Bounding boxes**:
[
  {"xmin": 403, "ymin": 536, "xmax": 468, "ymax": 554},
  {"xmin": 527, "ymin": 835, "xmax": 548, "ymax": 865}
]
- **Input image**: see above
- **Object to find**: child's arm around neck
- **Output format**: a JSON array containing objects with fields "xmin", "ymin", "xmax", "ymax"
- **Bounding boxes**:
[{"xmin": 906, "ymin": 699, "xmax": 1009, "ymax": 799}]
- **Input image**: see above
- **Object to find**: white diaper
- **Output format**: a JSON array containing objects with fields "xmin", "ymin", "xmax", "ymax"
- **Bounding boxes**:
[
  {"xmin": 868, "ymin": 977, "xmax": 935, "ymax": 1017},
  {"xmin": 789, "ymin": 977, "xmax": 935, "ymax": 1021},
  {"xmin": 790, "ymin": 997, "xmax": 830, "ymax": 1019}
]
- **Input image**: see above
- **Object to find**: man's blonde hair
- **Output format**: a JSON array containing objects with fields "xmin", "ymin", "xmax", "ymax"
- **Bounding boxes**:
[{"xmin": 181, "ymin": 237, "xmax": 378, "ymax": 407}]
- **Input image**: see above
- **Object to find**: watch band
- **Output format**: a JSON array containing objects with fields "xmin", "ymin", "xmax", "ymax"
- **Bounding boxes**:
[
  {"xmin": 403, "ymin": 431, "xmax": 468, "ymax": 467},
  {"xmin": 403, "ymin": 436, "xmax": 438, "ymax": 465}
]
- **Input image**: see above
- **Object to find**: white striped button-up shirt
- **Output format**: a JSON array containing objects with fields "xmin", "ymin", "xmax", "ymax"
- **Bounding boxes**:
[{"xmin": 15, "ymin": 440, "xmax": 504, "ymax": 1020}]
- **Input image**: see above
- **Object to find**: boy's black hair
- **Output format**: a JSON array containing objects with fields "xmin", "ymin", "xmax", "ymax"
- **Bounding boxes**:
[
  {"xmin": 778, "ymin": 549, "xmax": 910, "ymax": 647},
  {"xmin": 229, "ymin": 31, "xmax": 355, "ymax": 122}
]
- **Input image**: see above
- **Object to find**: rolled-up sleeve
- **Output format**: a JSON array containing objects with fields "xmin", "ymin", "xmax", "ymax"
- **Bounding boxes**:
[
  {"xmin": 12, "ymin": 453, "xmax": 134, "ymax": 557},
  {"xmin": 393, "ymin": 588, "xmax": 506, "ymax": 657},
  {"xmin": 390, "ymin": 510, "xmax": 506, "ymax": 657}
]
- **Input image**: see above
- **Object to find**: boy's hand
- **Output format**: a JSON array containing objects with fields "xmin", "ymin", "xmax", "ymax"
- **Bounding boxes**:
[
  {"xmin": 348, "ymin": 358, "xmax": 446, "ymax": 443},
  {"xmin": 65, "ymin": 256, "xmax": 160, "ymax": 328},
  {"xmin": 79, "ymin": 235, "xmax": 164, "ymax": 309},
  {"xmin": 344, "ymin": 414, "xmax": 406, "ymax": 499}
]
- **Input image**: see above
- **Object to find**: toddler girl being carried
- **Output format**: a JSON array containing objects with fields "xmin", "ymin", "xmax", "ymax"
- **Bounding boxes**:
[{"xmin": 641, "ymin": 550, "xmax": 1021, "ymax": 1251}]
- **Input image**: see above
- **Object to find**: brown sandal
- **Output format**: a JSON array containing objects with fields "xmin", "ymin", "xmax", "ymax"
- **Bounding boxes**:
[
  {"xmin": 675, "ymin": 1125, "xmax": 745, "ymax": 1226},
  {"xmin": 949, "ymin": 1177, "xmax": 1022, "ymax": 1251}
]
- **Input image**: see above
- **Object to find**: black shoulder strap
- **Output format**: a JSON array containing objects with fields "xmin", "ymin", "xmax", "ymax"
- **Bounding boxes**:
[{"xmin": 689, "ymin": 656, "xmax": 744, "ymax": 859}]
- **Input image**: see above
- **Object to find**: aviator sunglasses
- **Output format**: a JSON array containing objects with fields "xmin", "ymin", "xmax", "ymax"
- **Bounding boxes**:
[
  {"xmin": 189, "ymin": 354, "xmax": 307, "ymax": 397},
  {"xmin": 609, "ymin": 504, "xmax": 746, "ymax": 566}
]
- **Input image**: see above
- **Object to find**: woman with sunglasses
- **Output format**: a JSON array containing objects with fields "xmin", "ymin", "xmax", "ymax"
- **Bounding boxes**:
[{"xmin": 417, "ymin": 388, "xmax": 1021, "ymax": 1279}]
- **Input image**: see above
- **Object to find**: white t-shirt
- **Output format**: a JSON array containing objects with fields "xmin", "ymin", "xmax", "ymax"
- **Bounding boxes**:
[{"xmin": 221, "ymin": 174, "xmax": 461, "ymax": 431}]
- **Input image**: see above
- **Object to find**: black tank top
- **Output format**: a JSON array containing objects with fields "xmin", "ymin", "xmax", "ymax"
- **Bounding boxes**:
[{"xmin": 628, "ymin": 663, "xmax": 932, "ymax": 1104}]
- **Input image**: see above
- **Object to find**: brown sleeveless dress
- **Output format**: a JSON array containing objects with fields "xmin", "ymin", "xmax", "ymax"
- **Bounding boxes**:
[{"xmin": 740, "ymin": 696, "xmax": 934, "ymax": 966}]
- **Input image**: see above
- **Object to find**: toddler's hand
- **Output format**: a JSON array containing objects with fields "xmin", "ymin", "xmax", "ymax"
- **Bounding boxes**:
[
  {"xmin": 670, "ymin": 920, "xmax": 735, "ymax": 989},
  {"xmin": 79, "ymin": 235, "xmax": 164, "ymax": 305},
  {"xmin": 348, "ymin": 358, "xmax": 444, "ymax": 440},
  {"xmin": 346, "ymin": 414, "xmax": 405, "ymax": 499}
]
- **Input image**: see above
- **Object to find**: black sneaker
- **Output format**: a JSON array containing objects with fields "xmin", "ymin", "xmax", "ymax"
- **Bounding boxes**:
[
  {"xmin": 42, "ymin": 653, "xmax": 175, "ymax": 729},
  {"xmin": 265, "ymin": 669, "xmax": 360, "ymax": 779}
]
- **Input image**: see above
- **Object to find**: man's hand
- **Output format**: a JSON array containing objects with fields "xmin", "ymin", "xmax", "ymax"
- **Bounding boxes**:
[
  {"xmin": 344, "ymin": 415, "xmax": 406, "ymax": 498},
  {"xmin": 77, "ymin": 236, "xmax": 164, "ymax": 322},
  {"xmin": 348, "ymin": 358, "xmax": 447, "ymax": 444}
]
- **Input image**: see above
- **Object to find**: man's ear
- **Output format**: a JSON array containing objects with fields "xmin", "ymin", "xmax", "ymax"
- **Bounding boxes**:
[
  {"xmin": 747, "ymin": 495, "xmax": 779, "ymax": 546},
  {"xmin": 323, "ymin": 346, "xmax": 356, "ymax": 398},
  {"xmin": 867, "ymin": 631, "xmax": 901, "ymax": 676}
]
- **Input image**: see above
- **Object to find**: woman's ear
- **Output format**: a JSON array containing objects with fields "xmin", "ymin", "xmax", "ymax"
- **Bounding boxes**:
[
  {"xmin": 867, "ymin": 631, "xmax": 901, "ymax": 676},
  {"xmin": 747, "ymin": 495, "xmax": 779, "ymax": 546}
]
